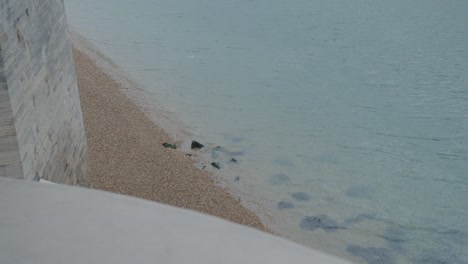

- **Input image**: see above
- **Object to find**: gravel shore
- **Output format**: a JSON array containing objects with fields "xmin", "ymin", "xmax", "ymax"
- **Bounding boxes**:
[{"xmin": 73, "ymin": 48, "xmax": 269, "ymax": 233}]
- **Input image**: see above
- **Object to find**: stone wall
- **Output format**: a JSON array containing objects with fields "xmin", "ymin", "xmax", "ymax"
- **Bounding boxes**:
[
  {"xmin": 0, "ymin": 0, "xmax": 90, "ymax": 186},
  {"xmin": 0, "ymin": 48, "xmax": 23, "ymax": 179}
]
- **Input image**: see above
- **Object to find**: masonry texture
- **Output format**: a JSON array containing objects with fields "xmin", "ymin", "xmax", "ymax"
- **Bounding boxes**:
[{"xmin": 0, "ymin": 0, "xmax": 90, "ymax": 186}]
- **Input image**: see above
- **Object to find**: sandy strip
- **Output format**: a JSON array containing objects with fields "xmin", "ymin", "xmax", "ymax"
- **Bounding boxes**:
[{"xmin": 73, "ymin": 48, "xmax": 270, "ymax": 233}]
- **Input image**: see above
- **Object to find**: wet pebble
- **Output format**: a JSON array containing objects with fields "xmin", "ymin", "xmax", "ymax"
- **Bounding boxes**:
[
  {"xmin": 162, "ymin": 142, "xmax": 176, "ymax": 149},
  {"xmin": 211, "ymin": 162, "xmax": 221, "ymax": 169}
]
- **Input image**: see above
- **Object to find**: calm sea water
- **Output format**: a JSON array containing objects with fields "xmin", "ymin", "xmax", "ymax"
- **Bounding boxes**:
[{"xmin": 66, "ymin": 0, "xmax": 468, "ymax": 263}]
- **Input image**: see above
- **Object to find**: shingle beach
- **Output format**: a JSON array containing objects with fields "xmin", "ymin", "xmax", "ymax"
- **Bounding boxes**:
[{"xmin": 73, "ymin": 48, "xmax": 270, "ymax": 233}]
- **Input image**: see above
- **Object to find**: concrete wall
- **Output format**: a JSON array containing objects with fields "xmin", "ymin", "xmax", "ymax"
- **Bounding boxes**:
[{"xmin": 0, "ymin": 0, "xmax": 90, "ymax": 186}]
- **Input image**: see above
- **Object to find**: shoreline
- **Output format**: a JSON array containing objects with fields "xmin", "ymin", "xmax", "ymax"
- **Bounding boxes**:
[{"xmin": 73, "ymin": 47, "xmax": 271, "ymax": 233}]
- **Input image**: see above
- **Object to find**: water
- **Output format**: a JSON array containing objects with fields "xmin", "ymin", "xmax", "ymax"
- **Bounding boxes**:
[{"xmin": 65, "ymin": 0, "xmax": 468, "ymax": 263}]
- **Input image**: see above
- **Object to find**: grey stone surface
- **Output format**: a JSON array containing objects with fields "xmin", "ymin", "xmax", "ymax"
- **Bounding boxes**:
[{"xmin": 0, "ymin": 0, "xmax": 90, "ymax": 186}]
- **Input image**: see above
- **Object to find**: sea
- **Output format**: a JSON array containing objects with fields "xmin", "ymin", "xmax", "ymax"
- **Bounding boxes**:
[{"xmin": 65, "ymin": 0, "xmax": 468, "ymax": 263}]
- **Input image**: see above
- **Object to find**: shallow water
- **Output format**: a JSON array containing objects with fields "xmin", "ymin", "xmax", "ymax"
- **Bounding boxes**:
[{"xmin": 66, "ymin": 0, "xmax": 468, "ymax": 263}]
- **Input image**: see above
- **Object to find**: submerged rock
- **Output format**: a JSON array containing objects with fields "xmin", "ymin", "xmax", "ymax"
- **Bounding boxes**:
[
  {"xmin": 230, "ymin": 158, "xmax": 237, "ymax": 163},
  {"xmin": 277, "ymin": 201, "xmax": 294, "ymax": 209},
  {"xmin": 162, "ymin": 143, "xmax": 176, "ymax": 149},
  {"xmin": 269, "ymin": 173, "xmax": 290, "ymax": 184},
  {"xmin": 291, "ymin": 192, "xmax": 311, "ymax": 201},
  {"xmin": 346, "ymin": 245, "xmax": 394, "ymax": 264},
  {"xmin": 300, "ymin": 215, "xmax": 343, "ymax": 232},
  {"xmin": 379, "ymin": 227, "xmax": 407, "ymax": 254},
  {"xmin": 211, "ymin": 162, "xmax": 221, "ymax": 169},
  {"xmin": 191, "ymin": 140, "xmax": 204, "ymax": 149},
  {"xmin": 214, "ymin": 146, "xmax": 226, "ymax": 152},
  {"xmin": 211, "ymin": 146, "xmax": 226, "ymax": 159},
  {"xmin": 234, "ymin": 176, "xmax": 240, "ymax": 181}
]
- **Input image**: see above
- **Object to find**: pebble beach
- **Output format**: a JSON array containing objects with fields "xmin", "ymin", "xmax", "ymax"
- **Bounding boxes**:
[{"xmin": 73, "ymin": 47, "xmax": 270, "ymax": 233}]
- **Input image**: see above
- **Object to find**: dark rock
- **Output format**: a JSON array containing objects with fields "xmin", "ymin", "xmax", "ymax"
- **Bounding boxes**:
[
  {"xmin": 162, "ymin": 143, "xmax": 176, "ymax": 149},
  {"xmin": 230, "ymin": 158, "xmax": 237, "ymax": 163},
  {"xmin": 211, "ymin": 162, "xmax": 221, "ymax": 169},
  {"xmin": 346, "ymin": 245, "xmax": 394, "ymax": 264},
  {"xmin": 186, "ymin": 154, "xmax": 192, "ymax": 157},
  {"xmin": 202, "ymin": 166, "xmax": 206, "ymax": 170},
  {"xmin": 277, "ymin": 201, "xmax": 294, "ymax": 209},
  {"xmin": 300, "ymin": 215, "xmax": 343, "ymax": 232},
  {"xmin": 291, "ymin": 192, "xmax": 311, "ymax": 201},
  {"xmin": 191, "ymin": 140, "xmax": 204, "ymax": 149},
  {"xmin": 234, "ymin": 176, "xmax": 240, "ymax": 181}
]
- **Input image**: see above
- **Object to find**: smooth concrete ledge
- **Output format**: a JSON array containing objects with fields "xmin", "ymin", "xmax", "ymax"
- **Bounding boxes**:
[
  {"xmin": 38, "ymin": 178, "xmax": 56, "ymax": 184},
  {"xmin": 0, "ymin": 177, "xmax": 351, "ymax": 264}
]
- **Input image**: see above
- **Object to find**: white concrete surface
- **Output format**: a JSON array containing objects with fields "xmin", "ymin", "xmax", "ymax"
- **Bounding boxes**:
[
  {"xmin": 38, "ymin": 178, "xmax": 56, "ymax": 184},
  {"xmin": 0, "ymin": 177, "xmax": 351, "ymax": 264}
]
